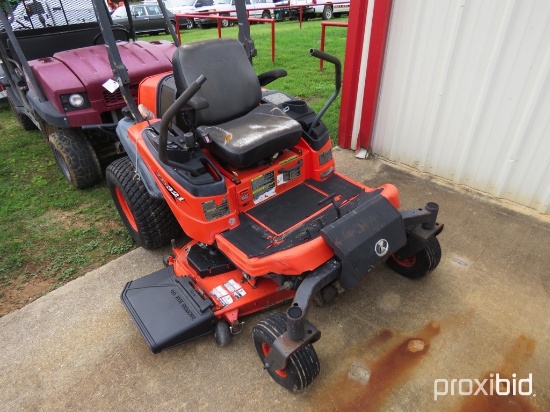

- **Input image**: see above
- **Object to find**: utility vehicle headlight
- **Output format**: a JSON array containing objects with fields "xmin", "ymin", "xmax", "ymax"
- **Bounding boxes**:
[
  {"xmin": 69, "ymin": 94, "xmax": 85, "ymax": 108},
  {"xmin": 60, "ymin": 93, "xmax": 90, "ymax": 112}
]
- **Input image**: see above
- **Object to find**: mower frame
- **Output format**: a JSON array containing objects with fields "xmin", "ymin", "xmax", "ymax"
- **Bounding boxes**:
[{"xmin": 98, "ymin": 0, "xmax": 444, "ymax": 392}]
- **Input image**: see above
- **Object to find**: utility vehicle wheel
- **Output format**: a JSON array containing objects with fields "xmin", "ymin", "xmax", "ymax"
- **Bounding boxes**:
[
  {"xmin": 261, "ymin": 10, "xmax": 271, "ymax": 20},
  {"xmin": 215, "ymin": 321, "xmax": 231, "ymax": 347},
  {"xmin": 322, "ymin": 5, "xmax": 333, "ymax": 20},
  {"xmin": 253, "ymin": 312, "xmax": 320, "ymax": 392},
  {"xmin": 106, "ymin": 157, "xmax": 182, "ymax": 249},
  {"xmin": 186, "ymin": 19, "xmax": 194, "ymax": 29},
  {"xmin": 49, "ymin": 129, "xmax": 102, "ymax": 189},
  {"xmin": 387, "ymin": 236, "xmax": 442, "ymax": 279},
  {"xmin": 7, "ymin": 95, "xmax": 36, "ymax": 131}
]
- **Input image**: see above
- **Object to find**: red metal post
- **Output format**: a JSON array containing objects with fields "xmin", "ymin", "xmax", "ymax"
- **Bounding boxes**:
[
  {"xmin": 271, "ymin": 20, "xmax": 275, "ymax": 63},
  {"xmin": 320, "ymin": 23, "xmax": 326, "ymax": 70},
  {"xmin": 356, "ymin": 0, "xmax": 393, "ymax": 150},
  {"xmin": 319, "ymin": 22, "xmax": 348, "ymax": 71},
  {"xmin": 176, "ymin": 15, "xmax": 182, "ymax": 44},
  {"xmin": 337, "ymin": 0, "xmax": 369, "ymax": 149}
]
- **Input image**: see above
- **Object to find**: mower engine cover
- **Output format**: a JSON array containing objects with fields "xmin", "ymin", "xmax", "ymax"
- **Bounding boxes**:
[{"xmin": 321, "ymin": 194, "xmax": 407, "ymax": 289}]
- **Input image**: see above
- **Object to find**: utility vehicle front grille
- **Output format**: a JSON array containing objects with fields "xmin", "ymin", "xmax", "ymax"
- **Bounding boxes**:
[{"xmin": 101, "ymin": 84, "xmax": 138, "ymax": 107}]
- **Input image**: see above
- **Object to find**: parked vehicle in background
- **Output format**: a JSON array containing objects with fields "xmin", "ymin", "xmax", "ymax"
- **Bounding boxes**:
[
  {"xmin": 215, "ymin": 0, "xmax": 276, "ymax": 27},
  {"xmin": 162, "ymin": 0, "xmax": 217, "ymax": 29},
  {"xmin": 312, "ymin": 0, "xmax": 350, "ymax": 19},
  {"xmin": 288, "ymin": 0, "xmax": 349, "ymax": 20},
  {"xmin": 0, "ymin": 0, "xmax": 179, "ymax": 189},
  {"xmin": 111, "ymin": 4, "xmax": 185, "ymax": 34}
]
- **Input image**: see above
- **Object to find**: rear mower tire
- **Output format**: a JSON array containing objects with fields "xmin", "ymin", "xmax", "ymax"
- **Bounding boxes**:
[
  {"xmin": 106, "ymin": 157, "xmax": 182, "ymax": 249},
  {"xmin": 386, "ymin": 236, "xmax": 441, "ymax": 279},
  {"xmin": 252, "ymin": 312, "xmax": 320, "ymax": 392},
  {"xmin": 48, "ymin": 129, "xmax": 102, "ymax": 189}
]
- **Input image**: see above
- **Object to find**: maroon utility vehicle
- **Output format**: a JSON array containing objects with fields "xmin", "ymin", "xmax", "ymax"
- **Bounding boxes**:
[{"xmin": 0, "ymin": 0, "xmax": 183, "ymax": 188}]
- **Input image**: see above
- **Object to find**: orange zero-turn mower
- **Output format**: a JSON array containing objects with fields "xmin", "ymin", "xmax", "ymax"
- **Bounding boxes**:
[{"xmin": 102, "ymin": 0, "xmax": 444, "ymax": 392}]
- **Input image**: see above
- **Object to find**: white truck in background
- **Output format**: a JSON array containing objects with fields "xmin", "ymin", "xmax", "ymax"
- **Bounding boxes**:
[{"xmin": 288, "ymin": 0, "xmax": 350, "ymax": 20}]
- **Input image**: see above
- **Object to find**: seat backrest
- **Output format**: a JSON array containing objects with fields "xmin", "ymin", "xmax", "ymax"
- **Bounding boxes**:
[{"xmin": 172, "ymin": 38, "xmax": 261, "ymax": 126}]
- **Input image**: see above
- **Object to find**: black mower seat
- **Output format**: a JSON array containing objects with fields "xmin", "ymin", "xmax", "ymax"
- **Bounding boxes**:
[{"xmin": 172, "ymin": 38, "xmax": 303, "ymax": 169}]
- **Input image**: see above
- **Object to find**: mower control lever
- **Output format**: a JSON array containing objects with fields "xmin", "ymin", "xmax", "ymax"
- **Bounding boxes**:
[
  {"xmin": 158, "ymin": 75, "xmax": 207, "ymax": 176},
  {"xmin": 308, "ymin": 49, "xmax": 342, "ymax": 133}
]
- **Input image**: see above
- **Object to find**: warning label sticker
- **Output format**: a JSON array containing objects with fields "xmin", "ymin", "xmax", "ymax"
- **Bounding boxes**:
[
  {"xmin": 211, "ymin": 285, "xmax": 233, "ymax": 307},
  {"xmin": 251, "ymin": 170, "xmax": 276, "ymax": 204},
  {"xmin": 277, "ymin": 167, "xmax": 300, "ymax": 186},
  {"xmin": 224, "ymin": 279, "xmax": 246, "ymax": 300}
]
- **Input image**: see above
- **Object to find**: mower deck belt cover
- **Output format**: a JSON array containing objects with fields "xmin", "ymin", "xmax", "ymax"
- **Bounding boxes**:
[
  {"xmin": 321, "ymin": 194, "xmax": 407, "ymax": 289},
  {"xmin": 121, "ymin": 267, "xmax": 215, "ymax": 353}
]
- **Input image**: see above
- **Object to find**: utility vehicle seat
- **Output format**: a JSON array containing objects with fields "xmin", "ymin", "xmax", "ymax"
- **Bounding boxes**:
[{"xmin": 172, "ymin": 38, "xmax": 303, "ymax": 169}]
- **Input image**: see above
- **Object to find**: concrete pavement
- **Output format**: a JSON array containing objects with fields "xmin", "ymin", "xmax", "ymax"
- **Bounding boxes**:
[{"xmin": 1, "ymin": 148, "xmax": 549, "ymax": 411}]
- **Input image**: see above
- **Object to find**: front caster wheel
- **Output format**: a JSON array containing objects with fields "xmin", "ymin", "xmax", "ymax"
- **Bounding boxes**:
[
  {"xmin": 387, "ymin": 236, "xmax": 441, "ymax": 279},
  {"xmin": 313, "ymin": 284, "xmax": 339, "ymax": 307},
  {"xmin": 252, "ymin": 312, "xmax": 320, "ymax": 392},
  {"xmin": 214, "ymin": 321, "xmax": 231, "ymax": 347}
]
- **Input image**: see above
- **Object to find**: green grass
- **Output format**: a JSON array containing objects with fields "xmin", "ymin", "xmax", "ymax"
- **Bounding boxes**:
[
  {"xmin": 0, "ymin": 18, "xmax": 348, "ymax": 311},
  {"xmin": 0, "ymin": 108, "xmax": 134, "ymax": 307}
]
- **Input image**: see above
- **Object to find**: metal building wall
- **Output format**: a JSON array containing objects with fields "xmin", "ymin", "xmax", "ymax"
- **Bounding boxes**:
[{"xmin": 371, "ymin": 0, "xmax": 550, "ymax": 214}]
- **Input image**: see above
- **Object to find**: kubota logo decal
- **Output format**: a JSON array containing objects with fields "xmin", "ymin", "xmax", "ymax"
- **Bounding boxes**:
[{"xmin": 375, "ymin": 239, "xmax": 389, "ymax": 257}]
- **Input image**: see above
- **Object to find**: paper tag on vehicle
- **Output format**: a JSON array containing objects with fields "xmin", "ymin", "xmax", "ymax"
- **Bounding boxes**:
[{"xmin": 102, "ymin": 79, "xmax": 119, "ymax": 93}]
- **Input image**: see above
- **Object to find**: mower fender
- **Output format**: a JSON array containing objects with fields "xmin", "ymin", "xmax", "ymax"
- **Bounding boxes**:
[
  {"xmin": 321, "ymin": 194, "xmax": 407, "ymax": 289},
  {"xmin": 116, "ymin": 118, "xmax": 163, "ymax": 199}
]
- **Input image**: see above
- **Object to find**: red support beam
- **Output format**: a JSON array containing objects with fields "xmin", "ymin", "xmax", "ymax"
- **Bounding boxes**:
[
  {"xmin": 337, "ymin": 0, "xmax": 393, "ymax": 150},
  {"xmin": 319, "ymin": 22, "xmax": 349, "ymax": 71},
  {"xmin": 337, "ymin": 0, "xmax": 370, "ymax": 149},
  {"xmin": 357, "ymin": 0, "xmax": 393, "ymax": 150}
]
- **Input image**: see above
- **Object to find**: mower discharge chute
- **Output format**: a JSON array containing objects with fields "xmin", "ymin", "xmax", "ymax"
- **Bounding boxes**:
[{"xmin": 103, "ymin": 0, "xmax": 444, "ymax": 392}]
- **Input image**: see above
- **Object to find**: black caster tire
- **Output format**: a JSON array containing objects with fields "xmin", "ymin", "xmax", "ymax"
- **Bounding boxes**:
[
  {"xmin": 106, "ymin": 157, "xmax": 182, "ymax": 249},
  {"xmin": 215, "ymin": 321, "xmax": 231, "ymax": 347},
  {"xmin": 48, "ymin": 129, "xmax": 102, "ymax": 189},
  {"xmin": 252, "ymin": 312, "xmax": 320, "ymax": 392},
  {"xmin": 313, "ymin": 284, "xmax": 339, "ymax": 307},
  {"xmin": 387, "ymin": 236, "xmax": 442, "ymax": 279}
]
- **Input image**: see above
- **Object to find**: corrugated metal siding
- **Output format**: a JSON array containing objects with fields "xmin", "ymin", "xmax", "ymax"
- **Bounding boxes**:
[{"xmin": 371, "ymin": 0, "xmax": 550, "ymax": 214}]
